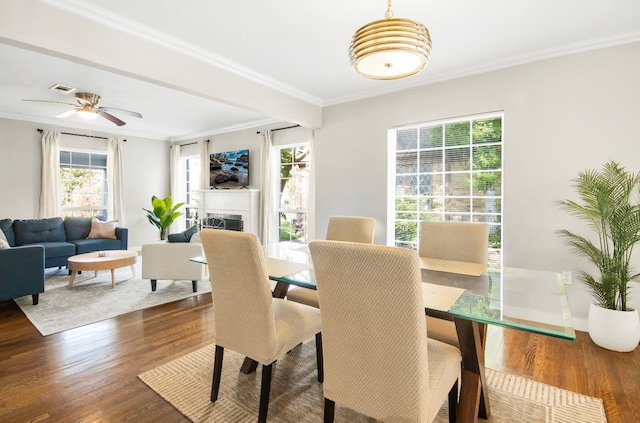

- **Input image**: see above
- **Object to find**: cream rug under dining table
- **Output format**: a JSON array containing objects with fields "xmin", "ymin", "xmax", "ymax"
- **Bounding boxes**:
[{"xmin": 139, "ymin": 339, "xmax": 606, "ymax": 423}]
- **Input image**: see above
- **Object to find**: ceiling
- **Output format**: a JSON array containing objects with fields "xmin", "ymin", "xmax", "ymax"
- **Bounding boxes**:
[{"xmin": 1, "ymin": 0, "xmax": 639, "ymax": 141}]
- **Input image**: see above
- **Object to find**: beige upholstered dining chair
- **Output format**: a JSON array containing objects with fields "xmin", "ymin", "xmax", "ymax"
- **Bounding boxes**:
[
  {"xmin": 309, "ymin": 240, "xmax": 461, "ymax": 423},
  {"xmin": 420, "ymin": 220, "xmax": 489, "ymax": 347},
  {"xmin": 200, "ymin": 229, "xmax": 323, "ymax": 423},
  {"xmin": 286, "ymin": 215, "xmax": 375, "ymax": 308}
]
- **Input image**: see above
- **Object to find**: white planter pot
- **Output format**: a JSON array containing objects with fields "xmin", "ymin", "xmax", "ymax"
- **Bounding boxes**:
[{"xmin": 587, "ymin": 303, "xmax": 640, "ymax": 352}]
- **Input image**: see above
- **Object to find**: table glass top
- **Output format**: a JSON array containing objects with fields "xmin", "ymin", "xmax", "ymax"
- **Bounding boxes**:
[{"xmin": 194, "ymin": 242, "xmax": 576, "ymax": 340}]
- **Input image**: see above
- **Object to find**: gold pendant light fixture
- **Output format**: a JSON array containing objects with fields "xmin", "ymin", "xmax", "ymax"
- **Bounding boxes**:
[{"xmin": 349, "ymin": 0, "xmax": 432, "ymax": 80}]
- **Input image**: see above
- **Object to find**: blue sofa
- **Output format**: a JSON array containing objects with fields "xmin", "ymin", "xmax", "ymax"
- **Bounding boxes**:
[{"xmin": 0, "ymin": 217, "xmax": 128, "ymax": 305}]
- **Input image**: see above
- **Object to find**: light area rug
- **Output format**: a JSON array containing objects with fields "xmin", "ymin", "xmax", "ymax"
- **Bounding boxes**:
[
  {"xmin": 14, "ymin": 259, "xmax": 211, "ymax": 336},
  {"xmin": 139, "ymin": 340, "xmax": 607, "ymax": 423}
]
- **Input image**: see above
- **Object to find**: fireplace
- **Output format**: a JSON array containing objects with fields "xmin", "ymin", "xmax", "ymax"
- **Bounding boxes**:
[
  {"xmin": 203, "ymin": 213, "xmax": 244, "ymax": 232},
  {"xmin": 197, "ymin": 188, "xmax": 260, "ymax": 239}
]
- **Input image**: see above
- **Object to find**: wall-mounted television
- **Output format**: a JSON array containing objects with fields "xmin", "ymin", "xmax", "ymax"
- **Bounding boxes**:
[{"xmin": 209, "ymin": 149, "xmax": 249, "ymax": 189}]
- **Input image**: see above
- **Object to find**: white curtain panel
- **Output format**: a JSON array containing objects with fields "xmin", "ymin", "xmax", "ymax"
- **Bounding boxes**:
[
  {"xmin": 199, "ymin": 139, "xmax": 209, "ymax": 190},
  {"xmin": 39, "ymin": 130, "xmax": 60, "ymax": 218},
  {"xmin": 169, "ymin": 144, "xmax": 185, "ymax": 232},
  {"xmin": 260, "ymin": 130, "xmax": 278, "ymax": 244},
  {"xmin": 107, "ymin": 138, "xmax": 126, "ymax": 225}
]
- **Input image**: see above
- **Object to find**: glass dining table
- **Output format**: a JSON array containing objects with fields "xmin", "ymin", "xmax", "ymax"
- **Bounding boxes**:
[{"xmin": 193, "ymin": 241, "xmax": 576, "ymax": 423}]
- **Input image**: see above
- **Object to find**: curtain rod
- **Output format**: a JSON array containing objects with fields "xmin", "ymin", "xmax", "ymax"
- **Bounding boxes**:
[
  {"xmin": 256, "ymin": 124, "xmax": 300, "ymax": 135},
  {"xmin": 37, "ymin": 129, "xmax": 127, "ymax": 142},
  {"xmin": 179, "ymin": 139, "xmax": 209, "ymax": 147}
]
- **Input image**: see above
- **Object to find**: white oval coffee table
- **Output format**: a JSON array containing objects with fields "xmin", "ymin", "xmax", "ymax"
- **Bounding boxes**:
[{"xmin": 67, "ymin": 250, "xmax": 137, "ymax": 289}]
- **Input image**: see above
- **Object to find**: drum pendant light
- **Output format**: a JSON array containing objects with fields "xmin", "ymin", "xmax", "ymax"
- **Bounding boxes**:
[{"xmin": 349, "ymin": 0, "xmax": 432, "ymax": 80}]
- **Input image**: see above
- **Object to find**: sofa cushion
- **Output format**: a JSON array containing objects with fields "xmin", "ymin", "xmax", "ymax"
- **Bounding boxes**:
[
  {"xmin": 72, "ymin": 238, "xmax": 123, "ymax": 254},
  {"xmin": 87, "ymin": 218, "xmax": 117, "ymax": 239},
  {"xmin": 38, "ymin": 241, "xmax": 77, "ymax": 259},
  {"xmin": 13, "ymin": 217, "xmax": 66, "ymax": 246},
  {"xmin": 168, "ymin": 225, "xmax": 198, "ymax": 243},
  {"xmin": 64, "ymin": 216, "xmax": 92, "ymax": 241},
  {"xmin": 0, "ymin": 218, "xmax": 15, "ymax": 246}
]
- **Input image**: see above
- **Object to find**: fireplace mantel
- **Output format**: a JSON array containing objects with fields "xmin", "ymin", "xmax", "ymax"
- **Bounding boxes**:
[{"xmin": 197, "ymin": 189, "xmax": 260, "ymax": 239}]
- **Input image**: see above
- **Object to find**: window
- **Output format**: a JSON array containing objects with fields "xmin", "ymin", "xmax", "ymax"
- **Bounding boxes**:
[
  {"xmin": 60, "ymin": 150, "xmax": 108, "ymax": 219},
  {"xmin": 184, "ymin": 156, "xmax": 201, "ymax": 228},
  {"xmin": 389, "ymin": 113, "xmax": 503, "ymax": 268},
  {"xmin": 278, "ymin": 145, "xmax": 310, "ymax": 243}
]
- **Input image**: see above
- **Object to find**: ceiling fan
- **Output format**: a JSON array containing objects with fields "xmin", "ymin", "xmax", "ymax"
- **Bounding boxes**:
[{"xmin": 23, "ymin": 92, "xmax": 142, "ymax": 126}]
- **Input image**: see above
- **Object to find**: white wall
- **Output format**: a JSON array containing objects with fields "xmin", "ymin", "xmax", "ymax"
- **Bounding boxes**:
[
  {"xmin": 0, "ymin": 118, "xmax": 169, "ymax": 248},
  {"xmin": 314, "ymin": 42, "xmax": 640, "ymax": 329}
]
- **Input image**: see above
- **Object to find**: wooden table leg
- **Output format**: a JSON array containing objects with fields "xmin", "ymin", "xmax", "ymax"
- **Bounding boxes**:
[
  {"xmin": 130, "ymin": 264, "xmax": 136, "ymax": 278},
  {"xmin": 271, "ymin": 281, "xmax": 291, "ymax": 299},
  {"xmin": 68, "ymin": 270, "xmax": 77, "ymax": 288},
  {"xmin": 111, "ymin": 269, "xmax": 116, "ymax": 289},
  {"xmin": 454, "ymin": 318, "xmax": 491, "ymax": 422},
  {"xmin": 240, "ymin": 281, "xmax": 292, "ymax": 374}
]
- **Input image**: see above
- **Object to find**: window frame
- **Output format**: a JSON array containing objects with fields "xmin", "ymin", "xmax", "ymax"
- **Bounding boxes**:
[
  {"xmin": 275, "ymin": 142, "xmax": 311, "ymax": 243},
  {"xmin": 183, "ymin": 154, "xmax": 201, "ymax": 229},
  {"xmin": 387, "ymin": 112, "xmax": 504, "ymax": 269},
  {"xmin": 59, "ymin": 147, "xmax": 109, "ymax": 219}
]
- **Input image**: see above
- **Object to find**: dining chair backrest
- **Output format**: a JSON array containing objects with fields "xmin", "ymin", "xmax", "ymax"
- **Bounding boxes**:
[
  {"xmin": 325, "ymin": 216, "xmax": 376, "ymax": 244},
  {"xmin": 310, "ymin": 240, "xmax": 456, "ymax": 421},
  {"xmin": 285, "ymin": 216, "xmax": 376, "ymax": 309},
  {"xmin": 419, "ymin": 220, "xmax": 489, "ymax": 264},
  {"xmin": 200, "ymin": 229, "xmax": 276, "ymax": 363}
]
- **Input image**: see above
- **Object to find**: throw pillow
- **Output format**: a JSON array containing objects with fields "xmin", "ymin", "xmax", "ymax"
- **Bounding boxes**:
[
  {"xmin": 190, "ymin": 232, "xmax": 201, "ymax": 243},
  {"xmin": 0, "ymin": 238, "xmax": 9, "ymax": 249},
  {"xmin": 0, "ymin": 228, "xmax": 8, "ymax": 245},
  {"xmin": 87, "ymin": 218, "xmax": 118, "ymax": 239},
  {"xmin": 168, "ymin": 225, "xmax": 198, "ymax": 243},
  {"xmin": 0, "ymin": 219, "xmax": 14, "ymax": 246}
]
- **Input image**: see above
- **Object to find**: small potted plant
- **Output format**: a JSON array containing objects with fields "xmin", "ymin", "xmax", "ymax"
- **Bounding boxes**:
[
  {"xmin": 556, "ymin": 161, "xmax": 640, "ymax": 351},
  {"xmin": 143, "ymin": 195, "xmax": 184, "ymax": 240}
]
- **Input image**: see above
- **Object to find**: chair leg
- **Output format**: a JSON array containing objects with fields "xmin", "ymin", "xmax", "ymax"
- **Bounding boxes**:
[
  {"xmin": 211, "ymin": 345, "xmax": 224, "ymax": 402},
  {"xmin": 32, "ymin": 294, "xmax": 39, "ymax": 305},
  {"xmin": 258, "ymin": 363, "xmax": 273, "ymax": 423},
  {"xmin": 448, "ymin": 379, "xmax": 458, "ymax": 423},
  {"xmin": 192, "ymin": 280, "xmax": 198, "ymax": 292},
  {"xmin": 315, "ymin": 332, "xmax": 324, "ymax": 383},
  {"xmin": 151, "ymin": 279, "xmax": 157, "ymax": 291},
  {"xmin": 324, "ymin": 398, "xmax": 335, "ymax": 423}
]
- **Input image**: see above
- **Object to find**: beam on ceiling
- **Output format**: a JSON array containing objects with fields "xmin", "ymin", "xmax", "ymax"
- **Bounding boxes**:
[{"xmin": 0, "ymin": 0, "xmax": 323, "ymax": 129}]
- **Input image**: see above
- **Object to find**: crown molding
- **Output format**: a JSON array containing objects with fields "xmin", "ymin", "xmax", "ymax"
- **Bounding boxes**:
[
  {"xmin": 168, "ymin": 117, "xmax": 280, "ymax": 142},
  {"xmin": 0, "ymin": 112, "xmax": 170, "ymax": 140}
]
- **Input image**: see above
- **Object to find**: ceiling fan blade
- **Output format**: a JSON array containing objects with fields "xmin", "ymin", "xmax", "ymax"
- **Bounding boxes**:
[
  {"xmin": 98, "ymin": 110, "xmax": 126, "ymax": 126},
  {"xmin": 99, "ymin": 106, "xmax": 142, "ymax": 119},
  {"xmin": 57, "ymin": 109, "xmax": 77, "ymax": 118},
  {"xmin": 22, "ymin": 99, "xmax": 78, "ymax": 107}
]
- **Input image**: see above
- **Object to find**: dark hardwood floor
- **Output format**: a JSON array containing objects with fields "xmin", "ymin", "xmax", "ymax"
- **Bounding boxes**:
[{"xmin": 1, "ymin": 294, "xmax": 638, "ymax": 422}]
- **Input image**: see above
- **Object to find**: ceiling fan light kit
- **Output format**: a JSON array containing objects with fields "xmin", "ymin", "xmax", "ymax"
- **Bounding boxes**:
[
  {"xmin": 76, "ymin": 104, "xmax": 99, "ymax": 120},
  {"xmin": 349, "ymin": 0, "xmax": 431, "ymax": 80}
]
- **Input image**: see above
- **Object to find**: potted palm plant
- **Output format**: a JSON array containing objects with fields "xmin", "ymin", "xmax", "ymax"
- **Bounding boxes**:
[
  {"xmin": 143, "ymin": 195, "xmax": 185, "ymax": 240},
  {"xmin": 556, "ymin": 161, "xmax": 640, "ymax": 352}
]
